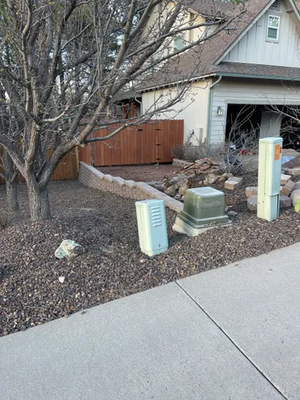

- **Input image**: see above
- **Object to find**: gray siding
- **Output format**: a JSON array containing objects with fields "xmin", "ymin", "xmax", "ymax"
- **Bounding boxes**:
[
  {"xmin": 210, "ymin": 78, "xmax": 300, "ymax": 143},
  {"xmin": 223, "ymin": 0, "xmax": 300, "ymax": 68}
]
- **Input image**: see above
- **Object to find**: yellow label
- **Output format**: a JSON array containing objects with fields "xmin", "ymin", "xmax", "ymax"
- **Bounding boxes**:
[{"xmin": 274, "ymin": 144, "xmax": 281, "ymax": 161}]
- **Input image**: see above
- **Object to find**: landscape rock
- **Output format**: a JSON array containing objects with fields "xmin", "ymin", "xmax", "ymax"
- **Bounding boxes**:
[
  {"xmin": 174, "ymin": 194, "xmax": 182, "ymax": 200},
  {"xmin": 291, "ymin": 189, "xmax": 300, "ymax": 212},
  {"xmin": 164, "ymin": 184, "xmax": 178, "ymax": 197},
  {"xmin": 179, "ymin": 158, "xmax": 220, "ymax": 177},
  {"xmin": 169, "ymin": 177, "xmax": 179, "ymax": 185},
  {"xmin": 280, "ymin": 195, "xmax": 292, "ymax": 209},
  {"xmin": 294, "ymin": 181, "xmax": 300, "ymax": 191},
  {"xmin": 246, "ymin": 187, "xmax": 258, "ymax": 198},
  {"xmin": 204, "ymin": 173, "xmax": 219, "ymax": 185},
  {"xmin": 247, "ymin": 195, "xmax": 257, "ymax": 211},
  {"xmin": 161, "ymin": 177, "xmax": 171, "ymax": 192},
  {"xmin": 154, "ymin": 183, "xmax": 163, "ymax": 191},
  {"xmin": 218, "ymin": 172, "xmax": 233, "ymax": 183},
  {"xmin": 225, "ymin": 177, "xmax": 243, "ymax": 190},
  {"xmin": 55, "ymin": 240, "xmax": 85, "ymax": 259},
  {"xmin": 227, "ymin": 211, "xmax": 238, "ymax": 217},
  {"xmin": 177, "ymin": 174, "xmax": 188, "ymax": 180},
  {"xmin": 280, "ymin": 180, "xmax": 295, "ymax": 197},
  {"xmin": 179, "ymin": 181, "xmax": 190, "ymax": 196},
  {"xmin": 289, "ymin": 168, "xmax": 300, "ymax": 176},
  {"xmin": 280, "ymin": 174, "xmax": 291, "ymax": 185}
]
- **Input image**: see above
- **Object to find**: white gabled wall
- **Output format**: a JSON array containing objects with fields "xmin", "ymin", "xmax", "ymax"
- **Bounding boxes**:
[
  {"xmin": 210, "ymin": 78, "xmax": 300, "ymax": 143},
  {"xmin": 142, "ymin": 80, "xmax": 212, "ymax": 143},
  {"xmin": 143, "ymin": 2, "xmax": 208, "ymax": 60},
  {"xmin": 223, "ymin": 0, "xmax": 300, "ymax": 67}
]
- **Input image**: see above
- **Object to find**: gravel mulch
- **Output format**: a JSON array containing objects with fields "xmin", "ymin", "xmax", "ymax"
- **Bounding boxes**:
[
  {"xmin": 282, "ymin": 154, "xmax": 300, "ymax": 169},
  {"xmin": 1, "ymin": 179, "xmax": 300, "ymax": 337}
]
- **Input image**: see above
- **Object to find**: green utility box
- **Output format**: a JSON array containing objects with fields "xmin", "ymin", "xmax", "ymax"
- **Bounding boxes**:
[
  {"xmin": 173, "ymin": 187, "xmax": 230, "ymax": 236},
  {"xmin": 135, "ymin": 199, "xmax": 168, "ymax": 256}
]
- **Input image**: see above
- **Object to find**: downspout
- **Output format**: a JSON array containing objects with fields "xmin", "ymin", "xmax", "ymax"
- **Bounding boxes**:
[
  {"xmin": 135, "ymin": 96, "xmax": 142, "ymax": 116},
  {"xmin": 206, "ymin": 75, "xmax": 222, "ymax": 144}
]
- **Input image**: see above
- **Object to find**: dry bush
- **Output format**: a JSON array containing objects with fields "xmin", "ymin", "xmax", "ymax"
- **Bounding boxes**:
[
  {"xmin": 171, "ymin": 143, "xmax": 185, "ymax": 160},
  {"xmin": 172, "ymin": 104, "xmax": 260, "ymax": 173},
  {"xmin": 171, "ymin": 135, "xmax": 258, "ymax": 174}
]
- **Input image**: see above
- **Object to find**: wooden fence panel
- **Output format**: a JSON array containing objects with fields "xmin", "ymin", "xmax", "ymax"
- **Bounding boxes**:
[
  {"xmin": 79, "ymin": 120, "xmax": 184, "ymax": 166},
  {"xmin": 0, "ymin": 147, "xmax": 78, "ymax": 184},
  {"xmin": 49, "ymin": 149, "xmax": 79, "ymax": 181}
]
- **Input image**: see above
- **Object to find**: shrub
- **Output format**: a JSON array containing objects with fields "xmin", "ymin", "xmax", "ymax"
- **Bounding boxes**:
[
  {"xmin": 171, "ymin": 138, "xmax": 258, "ymax": 174},
  {"xmin": 171, "ymin": 143, "xmax": 185, "ymax": 160}
]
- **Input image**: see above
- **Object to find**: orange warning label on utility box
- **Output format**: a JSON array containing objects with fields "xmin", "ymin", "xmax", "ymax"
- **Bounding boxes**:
[{"xmin": 274, "ymin": 144, "xmax": 281, "ymax": 160}]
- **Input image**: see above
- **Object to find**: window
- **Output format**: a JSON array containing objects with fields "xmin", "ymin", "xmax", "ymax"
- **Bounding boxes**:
[
  {"xmin": 267, "ymin": 15, "xmax": 280, "ymax": 41},
  {"xmin": 173, "ymin": 34, "xmax": 185, "ymax": 52}
]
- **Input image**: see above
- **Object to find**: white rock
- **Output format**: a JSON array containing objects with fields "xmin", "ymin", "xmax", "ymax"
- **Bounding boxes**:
[{"xmin": 55, "ymin": 240, "xmax": 85, "ymax": 259}]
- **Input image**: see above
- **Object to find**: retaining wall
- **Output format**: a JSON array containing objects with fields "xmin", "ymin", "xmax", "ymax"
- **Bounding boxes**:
[
  {"xmin": 172, "ymin": 158, "xmax": 193, "ymax": 168},
  {"xmin": 79, "ymin": 162, "xmax": 183, "ymax": 213}
]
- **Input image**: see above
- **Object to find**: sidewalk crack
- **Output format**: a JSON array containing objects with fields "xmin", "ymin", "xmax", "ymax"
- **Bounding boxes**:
[{"xmin": 176, "ymin": 281, "xmax": 288, "ymax": 400}]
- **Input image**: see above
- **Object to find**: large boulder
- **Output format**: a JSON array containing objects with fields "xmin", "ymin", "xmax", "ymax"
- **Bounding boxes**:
[{"xmin": 55, "ymin": 240, "xmax": 85, "ymax": 259}]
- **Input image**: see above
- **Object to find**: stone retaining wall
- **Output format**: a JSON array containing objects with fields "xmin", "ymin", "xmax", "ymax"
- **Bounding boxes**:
[
  {"xmin": 79, "ymin": 162, "xmax": 183, "ymax": 213},
  {"xmin": 172, "ymin": 158, "xmax": 193, "ymax": 168}
]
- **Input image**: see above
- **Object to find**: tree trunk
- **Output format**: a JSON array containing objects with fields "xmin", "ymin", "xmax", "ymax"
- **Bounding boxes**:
[
  {"xmin": 27, "ymin": 181, "xmax": 51, "ymax": 221},
  {"xmin": 6, "ymin": 180, "xmax": 19, "ymax": 211},
  {"xmin": 3, "ymin": 150, "xmax": 19, "ymax": 211}
]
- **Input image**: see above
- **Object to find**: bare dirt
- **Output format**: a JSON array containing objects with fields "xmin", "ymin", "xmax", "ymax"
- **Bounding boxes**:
[
  {"xmin": 1, "ymin": 179, "xmax": 300, "ymax": 337},
  {"xmin": 98, "ymin": 163, "xmax": 181, "ymax": 182}
]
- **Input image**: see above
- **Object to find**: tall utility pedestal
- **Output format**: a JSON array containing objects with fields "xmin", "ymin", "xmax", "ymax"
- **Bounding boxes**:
[{"xmin": 257, "ymin": 137, "xmax": 282, "ymax": 221}]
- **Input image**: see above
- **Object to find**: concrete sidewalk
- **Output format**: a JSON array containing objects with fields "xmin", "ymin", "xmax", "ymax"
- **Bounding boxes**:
[{"xmin": 1, "ymin": 243, "xmax": 300, "ymax": 400}]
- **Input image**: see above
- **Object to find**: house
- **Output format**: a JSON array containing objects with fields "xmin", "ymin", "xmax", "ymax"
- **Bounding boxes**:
[{"xmin": 139, "ymin": 0, "xmax": 300, "ymax": 147}]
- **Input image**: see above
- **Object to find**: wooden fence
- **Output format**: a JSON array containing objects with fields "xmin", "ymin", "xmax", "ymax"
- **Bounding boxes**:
[
  {"xmin": 0, "ymin": 120, "xmax": 183, "ymax": 183},
  {"xmin": 0, "ymin": 148, "xmax": 79, "ymax": 184},
  {"xmin": 79, "ymin": 120, "xmax": 184, "ymax": 166}
]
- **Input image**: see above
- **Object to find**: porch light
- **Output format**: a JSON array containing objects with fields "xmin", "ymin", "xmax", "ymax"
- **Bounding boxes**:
[{"xmin": 217, "ymin": 106, "xmax": 223, "ymax": 116}]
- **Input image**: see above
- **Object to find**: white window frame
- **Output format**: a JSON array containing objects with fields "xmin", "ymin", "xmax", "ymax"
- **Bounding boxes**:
[
  {"xmin": 173, "ymin": 34, "xmax": 185, "ymax": 52},
  {"xmin": 267, "ymin": 14, "xmax": 280, "ymax": 42}
]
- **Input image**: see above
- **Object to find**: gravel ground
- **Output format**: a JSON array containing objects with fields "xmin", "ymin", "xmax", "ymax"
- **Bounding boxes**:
[{"xmin": 1, "ymin": 179, "xmax": 300, "ymax": 337}]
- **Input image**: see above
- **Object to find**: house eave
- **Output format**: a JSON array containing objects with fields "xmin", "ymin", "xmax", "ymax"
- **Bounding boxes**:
[
  {"xmin": 139, "ymin": 73, "xmax": 216, "ymax": 93},
  {"xmin": 218, "ymin": 72, "xmax": 300, "ymax": 82}
]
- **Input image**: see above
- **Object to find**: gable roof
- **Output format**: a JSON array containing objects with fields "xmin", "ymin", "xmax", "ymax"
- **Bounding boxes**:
[{"xmin": 140, "ymin": 0, "xmax": 300, "ymax": 91}]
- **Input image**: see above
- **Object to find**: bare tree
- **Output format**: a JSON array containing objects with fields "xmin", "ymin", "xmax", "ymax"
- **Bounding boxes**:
[
  {"xmin": 0, "ymin": 0, "xmax": 239, "ymax": 220},
  {"xmin": 0, "ymin": 89, "xmax": 19, "ymax": 211}
]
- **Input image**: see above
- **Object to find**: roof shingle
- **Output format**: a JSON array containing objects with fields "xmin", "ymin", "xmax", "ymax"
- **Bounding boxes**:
[{"xmin": 140, "ymin": 0, "xmax": 300, "ymax": 91}]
